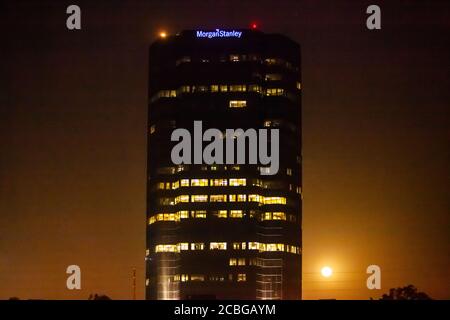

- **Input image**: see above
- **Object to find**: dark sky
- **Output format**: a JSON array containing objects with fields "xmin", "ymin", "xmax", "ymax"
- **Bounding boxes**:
[{"xmin": 1, "ymin": 0, "xmax": 449, "ymax": 299}]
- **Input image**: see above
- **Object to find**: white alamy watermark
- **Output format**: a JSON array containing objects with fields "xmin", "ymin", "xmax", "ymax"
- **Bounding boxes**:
[
  {"xmin": 66, "ymin": 265, "xmax": 81, "ymax": 290},
  {"xmin": 366, "ymin": 5, "xmax": 381, "ymax": 30},
  {"xmin": 171, "ymin": 121, "xmax": 279, "ymax": 175},
  {"xmin": 366, "ymin": 264, "xmax": 381, "ymax": 289}
]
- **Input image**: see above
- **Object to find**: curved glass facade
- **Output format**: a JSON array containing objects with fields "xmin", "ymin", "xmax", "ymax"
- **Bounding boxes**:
[{"xmin": 146, "ymin": 29, "xmax": 302, "ymax": 300}]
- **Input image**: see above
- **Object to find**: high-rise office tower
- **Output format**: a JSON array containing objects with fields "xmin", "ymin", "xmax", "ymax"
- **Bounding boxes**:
[{"xmin": 146, "ymin": 29, "xmax": 302, "ymax": 300}]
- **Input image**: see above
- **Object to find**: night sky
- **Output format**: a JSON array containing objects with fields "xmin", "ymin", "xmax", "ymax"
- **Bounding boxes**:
[{"xmin": 1, "ymin": 0, "xmax": 449, "ymax": 299}]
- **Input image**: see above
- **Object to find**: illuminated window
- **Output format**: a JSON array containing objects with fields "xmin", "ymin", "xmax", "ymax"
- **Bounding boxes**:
[
  {"xmin": 150, "ymin": 125, "xmax": 156, "ymax": 134},
  {"xmin": 191, "ymin": 243, "xmax": 205, "ymax": 250},
  {"xmin": 209, "ymin": 275, "xmax": 225, "ymax": 282},
  {"xmin": 248, "ymin": 194, "xmax": 263, "ymax": 203},
  {"xmin": 260, "ymin": 167, "xmax": 273, "ymax": 175},
  {"xmin": 159, "ymin": 197, "xmax": 174, "ymax": 205},
  {"xmin": 180, "ymin": 243, "xmax": 189, "ymax": 251},
  {"xmin": 252, "ymin": 180, "xmax": 263, "ymax": 187},
  {"xmin": 229, "ymin": 258, "xmax": 237, "ymax": 266},
  {"xmin": 264, "ymin": 58, "xmax": 277, "ymax": 65},
  {"xmin": 287, "ymin": 168, "xmax": 292, "ymax": 176},
  {"xmin": 229, "ymin": 178, "xmax": 246, "ymax": 186},
  {"xmin": 229, "ymin": 100, "xmax": 247, "ymax": 108},
  {"xmin": 165, "ymin": 182, "xmax": 171, "ymax": 189},
  {"xmin": 145, "ymin": 278, "xmax": 149, "ymax": 286},
  {"xmin": 231, "ymin": 166, "xmax": 240, "ymax": 171},
  {"xmin": 264, "ymin": 58, "xmax": 287, "ymax": 66},
  {"xmin": 192, "ymin": 85, "xmax": 208, "ymax": 93},
  {"xmin": 262, "ymin": 212, "xmax": 271, "ymax": 221},
  {"xmin": 265, "ymin": 74, "xmax": 282, "ymax": 81},
  {"xmin": 237, "ymin": 194, "xmax": 247, "ymax": 202},
  {"xmin": 190, "ymin": 275, "xmax": 205, "ymax": 281},
  {"xmin": 155, "ymin": 244, "xmax": 179, "ymax": 253},
  {"xmin": 210, "ymin": 242, "xmax": 227, "ymax": 250},
  {"xmin": 232, "ymin": 242, "xmax": 246, "ymax": 250},
  {"xmin": 264, "ymin": 119, "xmax": 281, "ymax": 128},
  {"xmin": 296, "ymin": 82, "xmax": 301, "ymax": 90},
  {"xmin": 210, "ymin": 179, "xmax": 227, "ymax": 186},
  {"xmin": 266, "ymin": 88, "xmax": 284, "ymax": 96},
  {"xmin": 198, "ymin": 85, "xmax": 208, "ymax": 92},
  {"xmin": 172, "ymin": 181, "xmax": 179, "ymax": 190},
  {"xmin": 211, "ymin": 85, "xmax": 219, "ymax": 92},
  {"xmin": 175, "ymin": 195, "xmax": 189, "ymax": 204},
  {"xmin": 264, "ymin": 196, "xmax": 286, "ymax": 205},
  {"xmin": 210, "ymin": 165, "xmax": 218, "ymax": 171},
  {"xmin": 150, "ymin": 213, "xmax": 181, "ymax": 224},
  {"xmin": 176, "ymin": 165, "xmax": 186, "ymax": 172},
  {"xmin": 230, "ymin": 210, "xmax": 243, "ymax": 218},
  {"xmin": 273, "ymin": 212, "xmax": 286, "ymax": 220},
  {"xmin": 210, "ymin": 194, "xmax": 227, "ymax": 202},
  {"xmin": 249, "ymin": 210, "xmax": 258, "ymax": 218},
  {"xmin": 145, "ymin": 249, "xmax": 150, "ymax": 256},
  {"xmin": 230, "ymin": 54, "xmax": 240, "ymax": 62},
  {"xmin": 191, "ymin": 195, "xmax": 208, "ymax": 202},
  {"xmin": 178, "ymin": 85, "xmax": 191, "ymax": 94},
  {"xmin": 175, "ymin": 56, "xmax": 191, "ymax": 66},
  {"xmin": 180, "ymin": 179, "xmax": 189, "ymax": 187},
  {"xmin": 229, "ymin": 85, "xmax": 246, "ymax": 92},
  {"xmin": 249, "ymin": 84, "xmax": 262, "ymax": 93},
  {"xmin": 167, "ymin": 213, "xmax": 180, "ymax": 222},
  {"xmin": 181, "ymin": 274, "xmax": 189, "ymax": 282},
  {"xmin": 229, "ymin": 194, "xmax": 236, "ymax": 202},
  {"xmin": 191, "ymin": 210, "xmax": 206, "ymax": 218},
  {"xmin": 265, "ymin": 243, "xmax": 285, "ymax": 252},
  {"xmin": 179, "ymin": 210, "xmax": 189, "ymax": 219},
  {"xmin": 238, "ymin": 258, "xmax": 246, "ymax": 266},
  {"xmin": 191, "ymin": 179, "xmax": 208, "ymax": 186},
  {"xmin": 157, "ymin": 182, "xmax": 165, "ymax": 190},
  {"xmin": 169, "ymin": 90, "xmax": 177, "ymax": 97},
  {"xmin": 237, "ymin": 273, "xmax": 247, "ymax": 282},
  {"xmin": 219, "ymin": 85, "xmax": 228, "ymax": 92},
  {"xmin": 248, "ymin": 242, "xmax": 259, "ymax": 250},
  {"xmin": 217, "ymin": 210, "xmax": 227, "ymax": 218},
  {"xmin": 287, "ymin": 245, "xmax": 297, "ymax": 254}
]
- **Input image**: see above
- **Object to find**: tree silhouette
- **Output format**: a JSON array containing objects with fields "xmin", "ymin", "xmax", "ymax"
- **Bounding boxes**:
[
  {"xmin": 88, "ymin": 293, "xmax": 112, "ymax": 300},
  {"xmin": 380, "ymin": 285, "xmax": 431, "ymax": 300}
]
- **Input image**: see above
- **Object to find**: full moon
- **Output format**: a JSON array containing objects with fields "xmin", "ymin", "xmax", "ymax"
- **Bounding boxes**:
[{"xmin": 321, "ymin": 266, "xmax": 333, "ymax": 278}]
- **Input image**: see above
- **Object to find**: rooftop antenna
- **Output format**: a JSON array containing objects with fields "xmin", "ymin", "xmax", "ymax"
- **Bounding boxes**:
[{"xmin": 132, "ymin": 267, "xmax": 136, "ymax": 300}]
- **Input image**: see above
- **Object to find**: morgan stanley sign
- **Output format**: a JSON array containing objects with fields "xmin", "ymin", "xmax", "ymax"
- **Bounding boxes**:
[{"xmin": 196, "ymin": 29, "xmax": 243, "ymax": 39}]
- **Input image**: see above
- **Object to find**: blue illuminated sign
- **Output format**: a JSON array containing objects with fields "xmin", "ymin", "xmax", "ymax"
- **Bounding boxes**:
[{"xmin": 196, "ymin": 29, "xmax": 242, "ymax": 39}]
